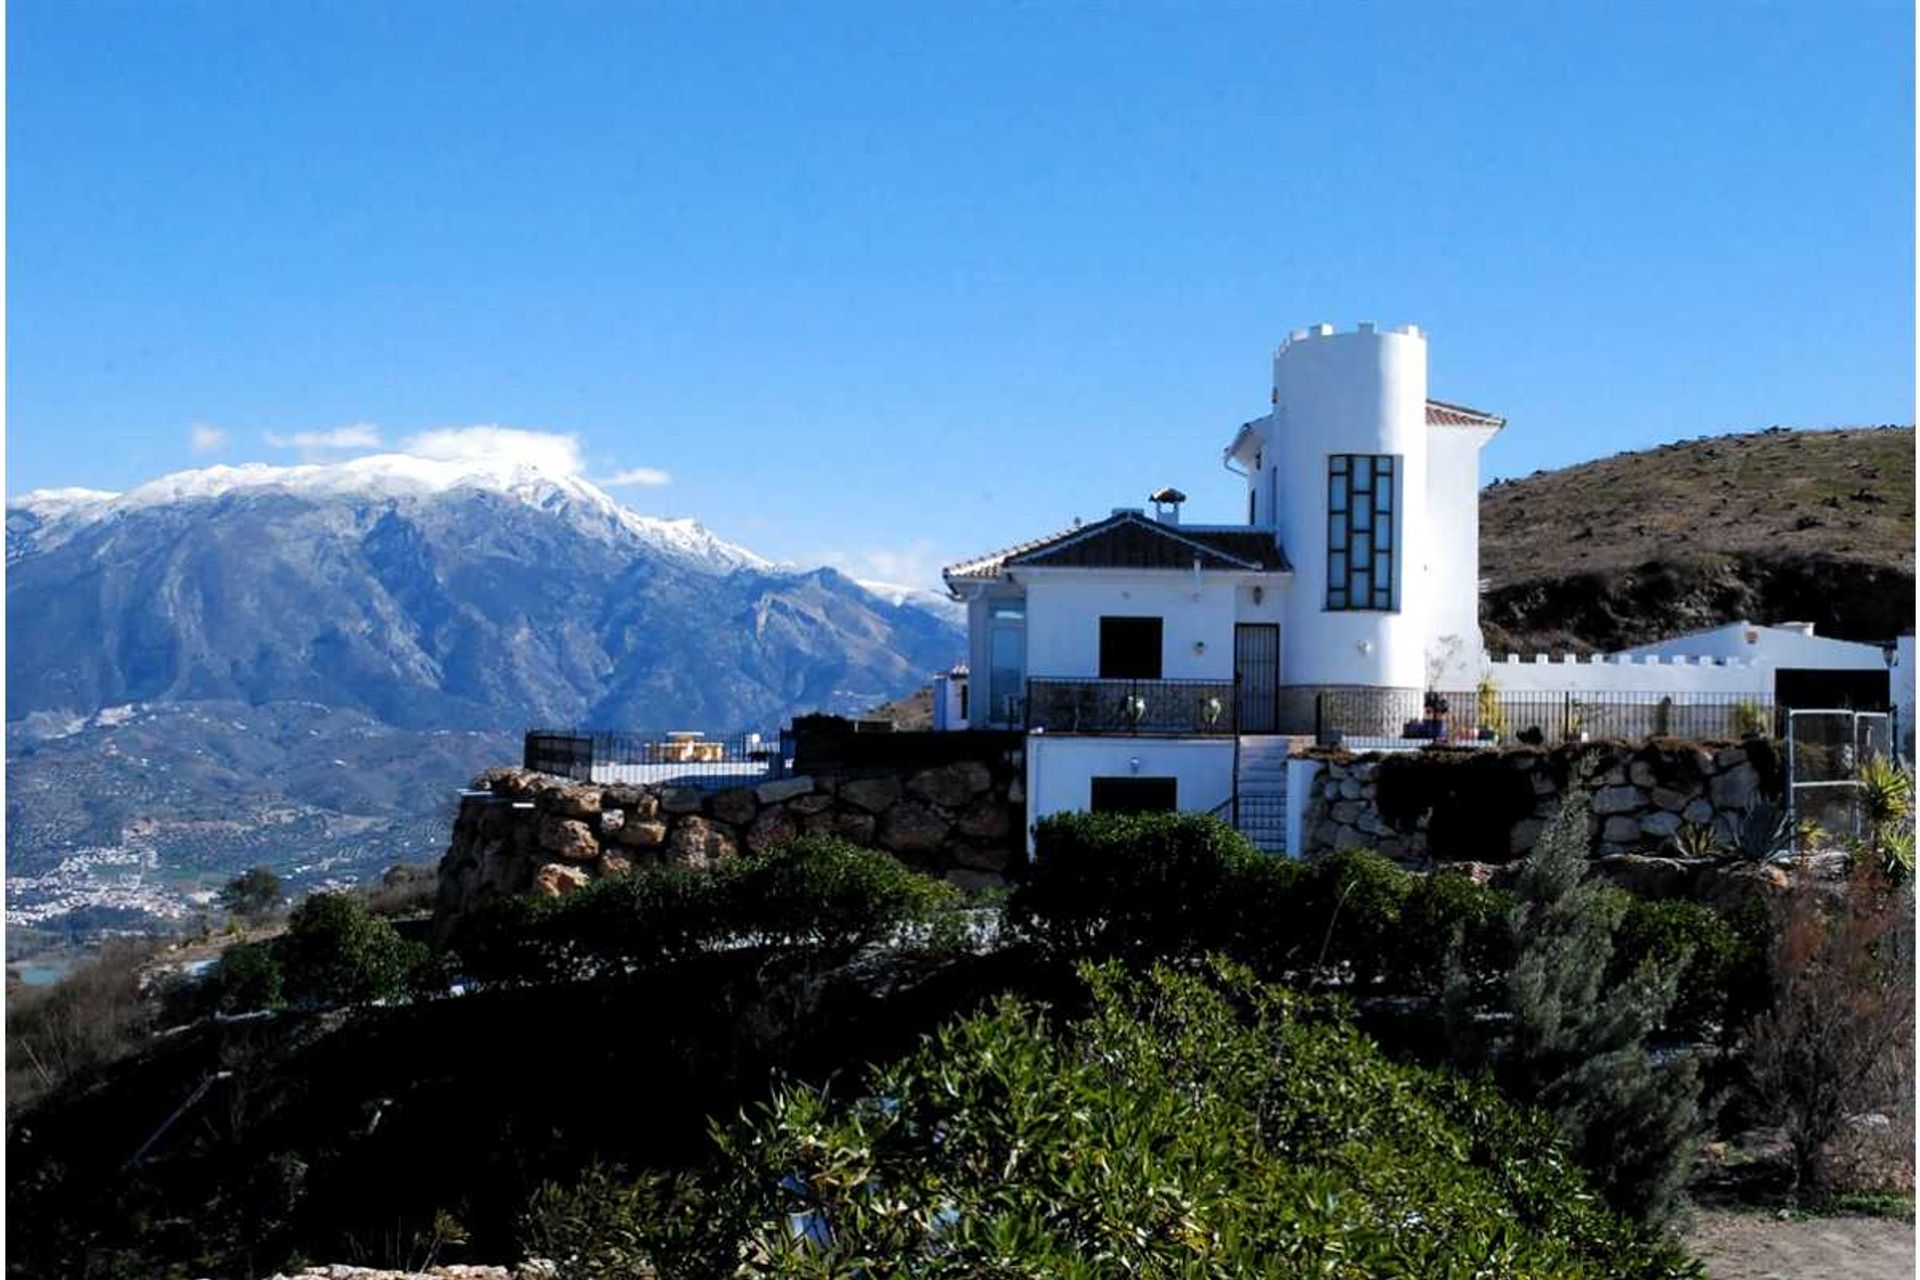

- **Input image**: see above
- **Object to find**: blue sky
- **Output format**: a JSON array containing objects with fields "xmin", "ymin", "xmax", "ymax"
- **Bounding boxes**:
[{"xmin": 9, "ymin": 2, "xmax": 1913, "ymax": 588}]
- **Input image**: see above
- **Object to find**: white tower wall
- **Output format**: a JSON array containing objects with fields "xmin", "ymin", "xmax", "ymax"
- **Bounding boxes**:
[{"xmin": 1264, "ymin": 324, "xmax": 1430, "ymax": 701}]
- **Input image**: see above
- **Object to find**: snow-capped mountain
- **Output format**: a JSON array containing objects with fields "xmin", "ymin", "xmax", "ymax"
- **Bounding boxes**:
[
  {"xmin": 7, "ymin": 453, "xmax": 962, "ymax": 730},
  {"xmin": 9, "ymin": 453, "xmax": 777, "ymax": 573},
  {"xmin": 6, "ymin": 452, "xmax": 965, "ymax": 922}
]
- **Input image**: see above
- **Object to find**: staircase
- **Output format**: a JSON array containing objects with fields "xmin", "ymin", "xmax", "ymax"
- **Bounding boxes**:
[{"xmin": 1235, "ymin": 735, "xmax": 1291, "ymax": 854}]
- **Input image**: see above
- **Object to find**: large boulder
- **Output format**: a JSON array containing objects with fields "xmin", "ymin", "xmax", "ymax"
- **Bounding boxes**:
[
  {"xmin": 840, "ymin": 774, "xmax": 903, "ymax": 813},
  {"xmin": 614, "ymin": 819, "xmax": 668, "ymax": 848},
  {"xmin": 534, "ymin": 862, "xmax": 592, "ymax": 899},
  {"xmin": 709, "ymin": 787, "xmax": 759, "ymax": 826},
  {"xmin": 666, "ymin": 816, "xmax": 737, "ymax": 869},
  {"xmin": 746, "ymin": 806, "xmax": 800, "ymax": 854},
  {"xmin": 879, "ymin": 799, "xmax": 950, "ymax": 853},
  {"xmin": 1590, "ymin": 854, "xmax": 1702, "ymax": 899},
  {"xmin": 906, "ymin": 761, "xmax": 991, "ymax": 808},
  {"xmin": 955, "ymin": 798, "xmax": 1012, "ymax": 839},
  {"xmin": 537, "ymin": 816, "xmax": 600, "ymax": 862}
]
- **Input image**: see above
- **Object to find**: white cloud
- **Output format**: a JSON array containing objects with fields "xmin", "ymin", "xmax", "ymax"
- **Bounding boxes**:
[
  {"xmin": 821, "ymin": 539, "xmax": 946, "ymax": 590},
  {"xmin": 189, "ymin": 423, "xmax": 227, "ymax": 454},
  {"xmin": 265, "ymin": 423, "xmax": 383, "ymax": 451},
  {"xmin": 398, "ymin": 425, "xmax": 585, "ymax": 477},
  {"xmin": 602, "ymin": 466, "xmax": 672, "ymax": 488}
]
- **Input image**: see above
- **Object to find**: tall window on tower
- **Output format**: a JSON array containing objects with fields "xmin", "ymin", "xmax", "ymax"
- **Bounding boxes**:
[{"xmin": 1326, "ymin": 454, "xmax": 1397, "ymax": 611}]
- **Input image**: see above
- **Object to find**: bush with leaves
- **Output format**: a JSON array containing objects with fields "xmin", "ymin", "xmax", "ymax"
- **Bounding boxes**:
[
  {"xmin": 1447, "ymin": 787, "xmax": 1705, "ymax": 1226},
  {"xmin": 217, "ymin": 866, "xmax": 285, "ymax": 922},
  {"xmin": 524, "ymin": 962, "xmax": 1702, "ymax": 1277},
  {"xmin": 1008, "ymin": 810, "xmax": 1263, "ymax": 962},
  {"xmin": 452, "ymin": 838, "xmax": 962, "ymax": 987},
  {"xmin": 279, "ymin": 892, "xmax": 436, "ymax": 1007},
  {"xmin": 1612, "ymin": 895, "xmax": 1761, "ymax": 1039},
  {"xmin": 203, "ymin": 940, "xmax": 286, "ymax": 1014}
]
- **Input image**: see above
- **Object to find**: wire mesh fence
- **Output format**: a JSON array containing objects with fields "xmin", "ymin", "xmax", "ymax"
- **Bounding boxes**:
[
  {"xmin": 523, "ymin": 729, "xmax": 792, "ymax": 788},
  {"xmin": 1786, "ymin": 709, "xmax": 1893, "ymax": 842},
  {"xmin": 1313, "ymin": 687, "xmax": 1778, "ymax": 752}
]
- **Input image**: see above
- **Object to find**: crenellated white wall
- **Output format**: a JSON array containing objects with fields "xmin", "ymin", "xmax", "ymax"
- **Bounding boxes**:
[{"xmin": 1479, "ymin": 651, "xmax": 1771, "ymax": 695}]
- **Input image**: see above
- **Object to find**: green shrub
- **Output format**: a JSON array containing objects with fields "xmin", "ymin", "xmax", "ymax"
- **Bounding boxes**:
[
  {"xmin": 1397, "ymin": 870, "xmax": 1514, "ymax": 994},
  {"xmin": 205, "ymin": 941, "xmax": 285, "ymax": 1014},
  {"xmin": 279, "ymin": 893, "xmax": 433, "ymax": 1007},
  {"xmin": 719, "ymin": 835, "xmax": 963, "ymax": 956},
  {"xmin": 1613, "ymin": 896, "xmax": 1752, "ymax": 1036},
  {"xmin": 452, "ymin": 838, "xmax": 961, "ymax": 987},
  {"xmin": 1288, "ymin": 846, "xmax": 1413, "ymax": 987},
  {"xmin": 1008, "ymin": 811, "xmax": 1263, "ymax": 962},
  {"xmin": 528, "ymin": 962, "xmax": 1702, "ymax": 1277}
]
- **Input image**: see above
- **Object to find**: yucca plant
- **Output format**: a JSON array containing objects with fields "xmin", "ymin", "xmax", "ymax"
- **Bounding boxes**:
[{"xmin": 1857, "ymin": 756, "xmax": 1915, "ymax": 882}]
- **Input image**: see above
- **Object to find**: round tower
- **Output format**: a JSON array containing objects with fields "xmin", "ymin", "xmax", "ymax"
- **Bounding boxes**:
[{"xmin": 1263, "ymin": 323, "xmax": 1430, "ymax": 732}]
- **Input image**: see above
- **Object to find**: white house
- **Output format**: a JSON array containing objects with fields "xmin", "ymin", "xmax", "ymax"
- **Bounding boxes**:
[
  {"xmin": 941, "ymin": 323, "xmax": 1503, "ymax": 850},
  {"xmin": 938, "ymin": 322, "xmax": 1909, "ymax": 852}
]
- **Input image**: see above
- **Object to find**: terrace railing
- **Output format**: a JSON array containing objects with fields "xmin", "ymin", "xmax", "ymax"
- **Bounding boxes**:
[
  {"xmin": 523, "ymin": 729, "xmax": 792, "ymax": 787},
  {"xmin": 1025, "ymin": 677, "xmax": 1237, "ymax": 736},
  {"xmin": 1313, "ymin": 688, "xmax": 1778, "ymax": 751}
]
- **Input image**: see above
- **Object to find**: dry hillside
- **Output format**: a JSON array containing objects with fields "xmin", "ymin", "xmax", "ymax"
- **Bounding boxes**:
[{"xmin": 1479, "ymin": 426, "xmax": 1914, "ymax": 653}]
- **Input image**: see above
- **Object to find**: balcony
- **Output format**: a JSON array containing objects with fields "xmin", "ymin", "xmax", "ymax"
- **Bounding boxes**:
[{"xmin": 1025, "ymin": 677, "xmax": 1236, "ymax": 736}]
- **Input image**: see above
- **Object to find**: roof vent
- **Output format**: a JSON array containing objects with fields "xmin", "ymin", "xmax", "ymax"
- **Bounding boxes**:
[{"xmin": 1149, "ymin": 487, "xmax": 1186, "ymax": 526}]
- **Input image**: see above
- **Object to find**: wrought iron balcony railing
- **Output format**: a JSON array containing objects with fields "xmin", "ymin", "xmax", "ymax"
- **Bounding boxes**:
[{"xmin": 1025, "ymin": 677, "xmax": 1237, "ymax": 736}]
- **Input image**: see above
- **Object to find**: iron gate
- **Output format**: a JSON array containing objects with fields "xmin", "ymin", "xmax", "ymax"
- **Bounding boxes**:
[
  {"xmin": 1235, "ymin": 623, "xmax": 1280, "ymax": 734},
  {"xmin": 1786, "ymin": 708, "xmax": 1893, "ymax": 842}
]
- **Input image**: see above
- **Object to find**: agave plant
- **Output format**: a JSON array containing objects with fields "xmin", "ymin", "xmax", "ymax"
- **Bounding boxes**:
[
  {"xmin": 1667, "ymin": 819, "xmax": 1726, "ymax": 860},
  {"xmin": 1122, "ymin": 694, "xmax": 1148, "ymax": 727},
  {"xmin": 1200, "ymin": 695, "xmax": 1224, "ymax": 728},
  {"xmin": 1732, "ymin": 797, "xmax": 1794, "ymax": 863}
]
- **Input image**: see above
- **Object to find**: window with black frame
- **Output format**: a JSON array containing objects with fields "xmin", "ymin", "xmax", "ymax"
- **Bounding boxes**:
[{"xmin": 1326, "ymin": 454, "xmax": 1397, "ymax": 611}]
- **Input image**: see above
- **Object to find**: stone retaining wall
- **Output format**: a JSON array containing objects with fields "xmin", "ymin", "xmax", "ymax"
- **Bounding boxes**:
[
  {"xmin": 1299, "ymin": 738, "xmax": 1782, "ymax": 866},
  {"xmin": 434, "ymin": 750, "xmax": 1023, "ymax": 932}
]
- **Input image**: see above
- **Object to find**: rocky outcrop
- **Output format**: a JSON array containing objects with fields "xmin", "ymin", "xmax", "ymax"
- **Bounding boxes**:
[{"xmin": 435, "ymin": 748, "xmax": 1022, "ymax": 933}]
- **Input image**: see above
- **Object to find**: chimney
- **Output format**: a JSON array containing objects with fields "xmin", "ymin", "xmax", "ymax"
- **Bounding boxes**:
[{"xmin": 1149, "ymin": 486, "xmax": 1186, "ymax": 526}]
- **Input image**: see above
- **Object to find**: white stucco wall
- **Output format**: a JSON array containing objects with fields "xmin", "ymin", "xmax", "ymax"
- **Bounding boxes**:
[
  {"xmin": 1022, "ymin": 569, "xmax": 1239, "ymax": 681},
  {"xmin": 1423, "ymin": 425, "xmax": 1496, "ymax": 687},
  {"xmin": 1479, "ymin": 652, "xmax": 1772, "ymax": 696},
  {"xmin": 1025, "ymin": 735, "xmax": 1237, "ymax": 853},
  {"xmin": 1265, "ymin": 324, "xmax": 1430, "ymax": 692},
  {"xmin": 1614, "ymin": 622, "xmax": 1889, "ymax": 672}
]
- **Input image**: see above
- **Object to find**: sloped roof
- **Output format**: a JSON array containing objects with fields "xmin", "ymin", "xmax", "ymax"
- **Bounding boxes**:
[
  {"xmin": 944, "ymin": 511, "xmax": 1290, "ymax": 587},
  {"xmin": 1425, "ymin": 398, "xmax": 1506, "ymax": 429}
]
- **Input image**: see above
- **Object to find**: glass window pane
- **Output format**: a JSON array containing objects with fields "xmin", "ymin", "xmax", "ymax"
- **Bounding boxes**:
[
  {"xmin": 1352, "ymin": 532, "xmax": 1370, "ymax": 562},
  {"xmin": 1377, "ymin": 517, "xmax": 1392, "ymax": 550},
  {"xmin": 1353, "ymin": 456, "xmax": 1372, "ymax": 487},
  {"xmin": 1329, "ymin": 478, "xmax": 1347, "ymax": 513},
  {"xmin": 1377, "ymin": 456, "xmax": 1395, "ymax": 477},
  {"xmin": 1329, "ymin": 550, "xmax": 1346, "ymax": 580},
  {"xmin": 1375, "ymin": 475, "xmax": 1393, "ymax": 512},
  {"xmin": 1373, "ymin": 557, "xmax": 1391, "ymax": 591},
  {"xmin": 1351, "ymin": 569, "xmax": 1370, "ymax": 599},
  {"xmin": 1352, "ymin": 503, "xmax": 1371, "ymax": 533},
  {"xmin": 1330, "ymin": 455, "xmax": 1348, "ymax": 475},
  {"xmin": 1330, "ymin": 515, "xmax": 1348, "ymax": 551}
]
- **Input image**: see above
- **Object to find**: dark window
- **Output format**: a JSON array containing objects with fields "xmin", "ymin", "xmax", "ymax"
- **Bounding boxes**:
[
  {"xmin": 1326, "ymin": 454, "xmax": 1397, "ymax": 611},
  {"xmin": 1091, "ymin": 776, "xmax": 1178, "ymax": 814},
  {"xmin": 1099, "ymin": 616, "xmax": 1163, "ymax": 679}
]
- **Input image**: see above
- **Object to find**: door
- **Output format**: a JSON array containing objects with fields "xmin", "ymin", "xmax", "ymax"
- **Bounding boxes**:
[
  {"xmin": 1235, "ymin": 623, "xmax": 1280, "ymax": 733},
  {"xmin": 1091, "ymin": 776, "xmax": 1178, "ymax": 814}
]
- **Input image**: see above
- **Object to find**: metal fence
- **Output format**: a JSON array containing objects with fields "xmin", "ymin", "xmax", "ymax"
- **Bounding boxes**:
[
  {"xmin": 523, "ymin": 729, "xmax": 792, "ymax": 788},
  {"xmin": 1313, "ymin": 687, "xmax": 1778, "ymax": 751},
  {"xmin": 1786, "ymin": 708, "xmax": 1892, "ymax": 841},
  {"xmin": 1025, "ymin": 677, "xmax": 1236, "ymax": 736}
]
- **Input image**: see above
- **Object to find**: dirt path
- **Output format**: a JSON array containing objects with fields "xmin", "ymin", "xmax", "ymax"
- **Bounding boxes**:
[{"xmin": 1687, "ymin": 1211, "xmax": 1914, "ymax": 1280}]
